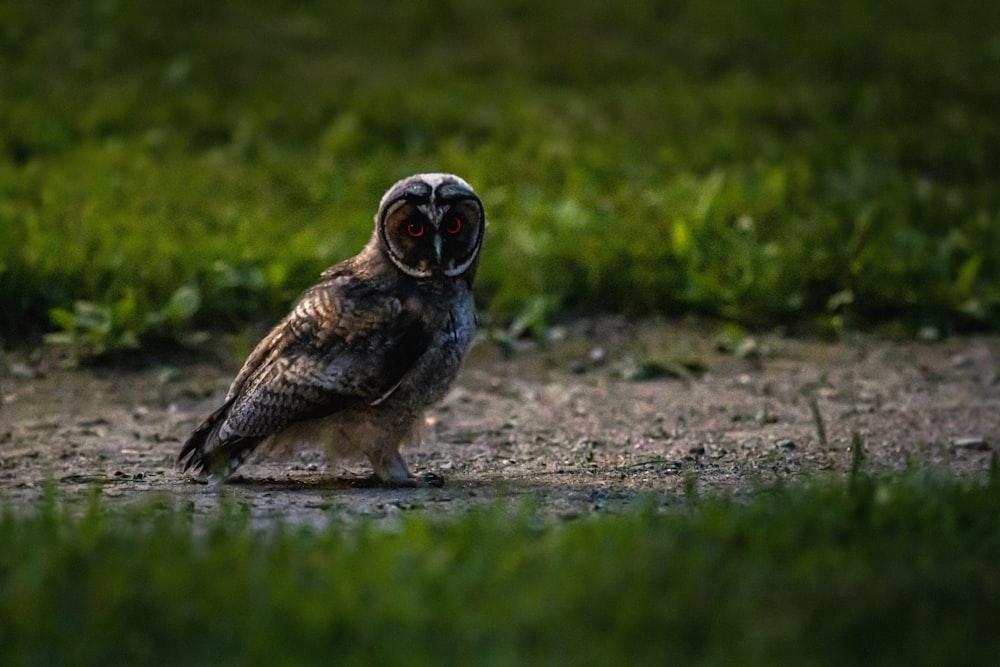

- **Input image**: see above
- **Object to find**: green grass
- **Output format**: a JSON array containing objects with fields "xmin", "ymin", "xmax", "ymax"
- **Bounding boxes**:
[
  {"xmin": 2, "ymin": 0, "xmax": 999, "ymax": 351},
  {"xmin": 2, "ymin": 471, "xmax": 999, "ymax": 665}
]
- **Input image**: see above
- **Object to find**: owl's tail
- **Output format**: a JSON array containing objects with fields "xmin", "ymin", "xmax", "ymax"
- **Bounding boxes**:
[{"xmin": 178, "ymin": 400, "xmax": 261, "ymax": 480}]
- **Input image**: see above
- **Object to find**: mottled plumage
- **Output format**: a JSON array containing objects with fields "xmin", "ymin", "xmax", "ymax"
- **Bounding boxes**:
[{"xmin": 178, "ymin": 173, "xmax": 485, "ymax": 485}]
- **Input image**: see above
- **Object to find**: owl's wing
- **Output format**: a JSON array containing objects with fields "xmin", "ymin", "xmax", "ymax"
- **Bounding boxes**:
[
  {"xmin": 223, "ymin": 283, "xmax": 430, "ymax": 436},
  {"xmin": 178, "ymin": 277, "xmax": 430, "ymax": 475}
]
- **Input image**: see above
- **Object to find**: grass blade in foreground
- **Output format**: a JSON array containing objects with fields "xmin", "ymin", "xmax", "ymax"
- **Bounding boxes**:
[{"xmin": 1, "ymin": 472, "xmax": 998, "ymax": 665}]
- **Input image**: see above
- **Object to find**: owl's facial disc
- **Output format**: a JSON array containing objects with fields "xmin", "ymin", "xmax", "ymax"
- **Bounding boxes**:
[{"xmin": 378, "ymin": 175, "xmax": 484, "ymax": 279}]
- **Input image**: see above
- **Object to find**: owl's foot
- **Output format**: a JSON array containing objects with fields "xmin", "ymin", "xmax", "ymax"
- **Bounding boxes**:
[
  {"xmin": 372, "ymin": 471, "xmax": 445, "ymax": 488},
  {"xmin": 368, "ymin": 448, "xmax": 445, "ymax": 487},
  {"xmin": 414, "ymin": 471, "xmax": 445, "ymax": 488}
]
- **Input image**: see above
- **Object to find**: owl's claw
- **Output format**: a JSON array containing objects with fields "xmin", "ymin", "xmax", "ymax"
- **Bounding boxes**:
[
  {"xmin": 416, "ymin": 471, "xmax": 445, "ymax": 488},
  {"xmin": 373, "ymin": 471, "xmax": 445, "ymax": 488}
]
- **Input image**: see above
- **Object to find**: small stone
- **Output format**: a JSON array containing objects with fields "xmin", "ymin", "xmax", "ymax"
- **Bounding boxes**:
[
  {"xmin": 756, "ymin": 409, "xmax": 779, "ymax": 424},
  {"xmin": 9, "ymin": 362, "xmax": 39, "ymax": 379},
  {"xmin": 949, "ymin": 354, "xmax": 971, "ymax": 368},
  {"xmin": 918, "ymin": 325, "xmax": 940, "ymax": 341},
  {"xmin": 735, "ymin": 337, "xmax": 760, "ymax": 359},
  {"xmin": 589, "ymin": 346, "xmax": 607, "ymax": 365},
  {"xmin": 952, "ymin": 436, "xmax": 990, "ymax": 451}
]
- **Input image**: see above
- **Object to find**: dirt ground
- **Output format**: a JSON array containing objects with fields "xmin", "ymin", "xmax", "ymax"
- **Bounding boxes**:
[{"xmin": 2, "ymin": 319, "xmax": 998, "ymax": 527}]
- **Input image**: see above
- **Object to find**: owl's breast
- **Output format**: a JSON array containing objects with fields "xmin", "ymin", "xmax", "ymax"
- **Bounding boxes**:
[{"xmin": 394, "ymin": 285, "xmax": 476, "ymax": 408}]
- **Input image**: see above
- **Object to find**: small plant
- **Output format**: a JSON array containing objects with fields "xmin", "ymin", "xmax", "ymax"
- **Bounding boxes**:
[{"xmin": 45, "ymin": 285, "xmax": 200, "ymax": 358}]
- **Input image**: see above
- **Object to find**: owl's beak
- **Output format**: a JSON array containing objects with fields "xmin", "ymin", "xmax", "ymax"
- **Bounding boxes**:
[{"xmin": 433, "ymin": 233, "xmax": 443, "ymax": 264}]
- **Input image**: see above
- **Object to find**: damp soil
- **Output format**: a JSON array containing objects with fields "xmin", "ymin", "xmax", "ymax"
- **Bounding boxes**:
[{"xmin": 2, "ymin": 319, "xmax": 998, "ymax": 527}]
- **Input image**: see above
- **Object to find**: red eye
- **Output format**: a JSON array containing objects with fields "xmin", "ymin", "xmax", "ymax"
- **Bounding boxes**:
[
  {"xmin": 446, "ymin": 217, "xmax": 462, "ymax": 234},
  {"xmin": 406, "ymin": 221, "xmax": 425, "ymax": 237}
]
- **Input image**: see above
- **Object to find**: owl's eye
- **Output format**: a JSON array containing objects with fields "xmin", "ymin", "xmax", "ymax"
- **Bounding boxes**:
[
  {"xmin": 406, "ymin": 221, "xmax": 425, "ymax": 237},
  {"xmin": 445, "ymin": 216, "xmax": 462, "ymax": 234}
]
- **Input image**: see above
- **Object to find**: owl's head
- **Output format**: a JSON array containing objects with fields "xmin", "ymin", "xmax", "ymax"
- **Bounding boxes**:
[{"xmin": 375, "ymin": 173, "xmax": 485, "ymax": 282}]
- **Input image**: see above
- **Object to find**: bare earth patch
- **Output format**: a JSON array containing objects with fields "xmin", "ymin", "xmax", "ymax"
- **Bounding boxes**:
[{"xmin": 2, "ymin": 319, "xmax": 998, "ymax": 526}]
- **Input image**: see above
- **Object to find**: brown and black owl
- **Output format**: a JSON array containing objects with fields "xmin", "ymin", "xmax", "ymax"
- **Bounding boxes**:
[{"xmin": 178, "ymin": 173, "xmax": 485, "ymax": 485}]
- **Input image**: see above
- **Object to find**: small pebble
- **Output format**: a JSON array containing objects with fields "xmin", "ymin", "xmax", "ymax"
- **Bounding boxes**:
[{"xmin": 952, "ymin": 436, "xmax": 990, "ymax": 450}]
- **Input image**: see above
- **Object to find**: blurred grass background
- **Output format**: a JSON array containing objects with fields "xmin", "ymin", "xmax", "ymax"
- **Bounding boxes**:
[{"xmin": 2, "ymin": 0, "xmax": 999, "ymax": 351}]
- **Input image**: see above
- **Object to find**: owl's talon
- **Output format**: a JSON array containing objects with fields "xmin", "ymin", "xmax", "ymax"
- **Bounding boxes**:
[
  {"xmin": 417, "ymin": 472, "xmax": 445, "ymax": 488},
  {"xmin": 373, "ymin": 472, "xmax": 445, "ymax": 488}
]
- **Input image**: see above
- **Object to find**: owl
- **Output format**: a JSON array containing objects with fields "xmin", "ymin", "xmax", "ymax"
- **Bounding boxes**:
[{"xmin": 178, "ymin": 173, "xmax": 485, "ymax": 486}]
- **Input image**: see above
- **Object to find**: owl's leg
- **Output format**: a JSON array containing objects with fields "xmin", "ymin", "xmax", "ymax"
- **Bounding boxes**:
[
  {"xmin": 367, "ymin": 446, "xmax": 445, "ymax": 488},
  {"xmin": 360, "ymin": 417, "xmax": 445, "ymax": 488},
  {"xmin": 368, "ymin": 446, "xmax": 415, "ymax": 487}
]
